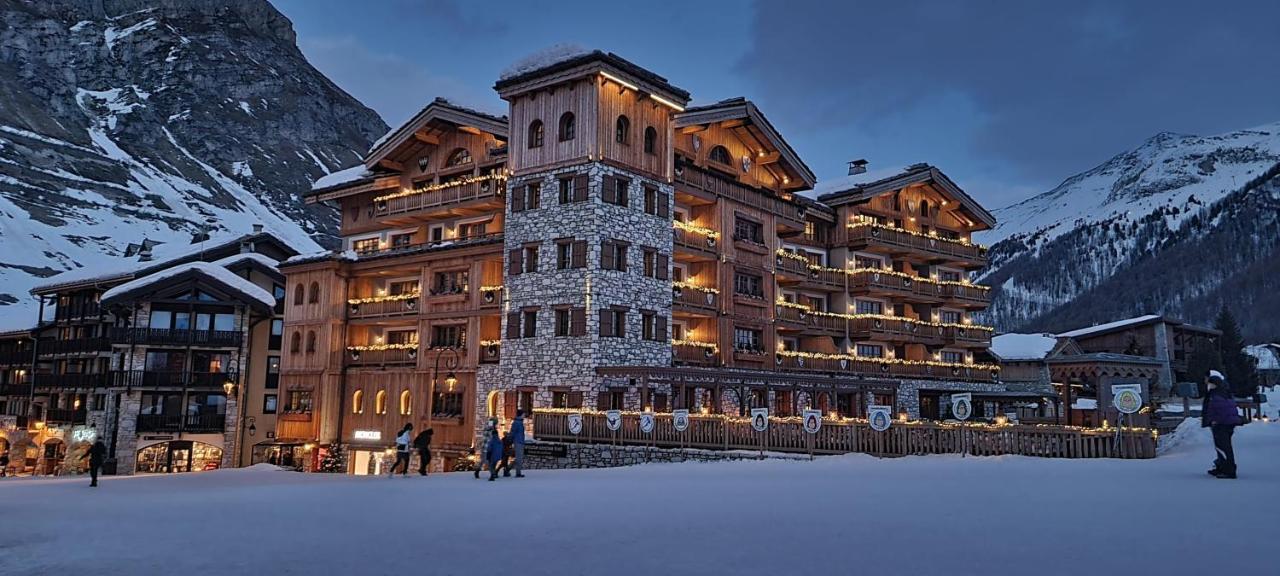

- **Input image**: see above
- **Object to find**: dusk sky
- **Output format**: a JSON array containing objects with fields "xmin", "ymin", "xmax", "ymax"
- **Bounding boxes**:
[{"xmin": 275, "ymin": 0, "xmax": 1280, "ymax": 209}]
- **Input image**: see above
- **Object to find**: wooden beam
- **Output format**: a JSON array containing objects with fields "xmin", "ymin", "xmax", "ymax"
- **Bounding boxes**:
[
  {"xmin": 377, "ymin": 159, "xmax": 403, "ymax": 171},
  {"xmin": 457, "ymin": 126, "xmax": 484, "ymax": 136},
  {"xmin": 757, "ymin": 151, "xmax": 781, "ymax": 165},
  {"xmin": 680, "ymin": 125, "xmax": 708, "ymax": 135},
  {"xmin": 412, "ymin": 131, "xmax": 439, "ymax": 145},
  {"xmin": 719, "ymin": 119, "xmax": 746, "ymax": 129}
]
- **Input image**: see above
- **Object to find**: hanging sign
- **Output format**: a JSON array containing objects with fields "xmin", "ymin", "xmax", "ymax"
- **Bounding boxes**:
[
  {"xmin": 868, "ymin": 405, "xmax": 893, "ymax": 431},
  {"xmin": 605, "ymin": 410, "xmax": 622, "ymax": 431},
  {"xmin": 672, "ymin": 409, "xmax": 690, "ymax": 432},
  {"xmin": 750, "ymin": 408, "xmax": 769, "ymax": 432},
  {"xmin": 802, "ymin": 409, "xmax": 822, "ymax": 434},
  {"xmin": 639, "ymin": 412, "xmax": 656, "ymax": 434},
  {"xmin": 567, "ymin": 413, "xmax": 584, "ymax": 435},
  {"xmin": 1111, "ymin": 384, "xmax": 1143, "ymax": 415},
  {"xmin": 951, "ymin": 393, "xmax": 973, "ymax": 421}
]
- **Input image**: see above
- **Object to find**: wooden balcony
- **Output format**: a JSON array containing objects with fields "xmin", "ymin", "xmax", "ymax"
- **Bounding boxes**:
[
  {"xmin": 374, "ymin": 175, "xmax": 504, "ymax": 218},
  {"xmin": 672, "ymin": 285, "xmax": 718, "ymax": 315},
  {"xmin": 673, "ymin": 342, "xmax": 720, "ymax": 367},
  {"xmin": 0, "ymin": 383, "xmax": 32, "ymax": 396},
  {"xmin": 345, "ymin": 346, "xmax": 418, "ymax": 367},
  {"xmin": 848, "ymin": 269, "xmax": 917, "ymax": 298},
  {"xmin": 847, "ymin": 317, "xmax": 946, "ymax": 345},
  {"xmin": 0, "ymin": 349, "xmax": 31, "ymax": 365},
  {"xmin": 44, "ymin": 408, "xmax": 87, "ymax": 424},
  {"xmin": 945, "ymin": 325, "xmax": 993, "ymax": 348},
  {"xmin": 775, "ymin": 354, "xmax": 999, "ymax": 383},
  {"xmin": 109, "ymin": 327, "xmax": 241, "ymax": 347},
  {"xmin": 278, "ymin": 410, "xmax": 314, "ymax": 422},
  {"xmin": 674, "ymin": 162, "xmax": 805, "ymax": 229},
  {"xmin": 673, "ymin": 226, "xmax": 718, "ymax": 258},
  {"xmin": 351, "ymin": 232, "xmax": 503, "ymax": 262},
  {"xmin": 480, "ymin": 342, "xmax": 501, "ymax": 364},
  {"xmin": 844, "ymin": 225, "xmax": 987, "ymax": 267},
  {"xmin": 347, "ymin": 296, "xmax": 421, "ymax": 319}
]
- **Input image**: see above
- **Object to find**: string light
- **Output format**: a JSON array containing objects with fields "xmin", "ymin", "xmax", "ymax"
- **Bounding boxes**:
[
  {"xmin": 779, "ymin": 249, "xmax": 987, "ymax": 290},
  {"xmin": 373, "ymin": 172, "xmax": 508, "ymax": 203},
  {"xmin": 346, "ymin": 343, "xmax": 418, "ymax": 352},
  {"xmin": 671, "ymin": 339, "xmax": 718, "ymax": 353},
  {"xmin": 774, "ymin": 349, "xmax": 1001, "ymax": 372},
  {"xmin": 673, "ymin": 220, "xmax": 719, "ymax": 239},
  {"xmin": 479, "ymin": 340, "xmax": 501, "ymax": 347},
  {"xmin": 847, "ymin": 218, "xmax": 985, "ymax": 249},
  {"xmin": 673, "ymin": 281, "xmax": 719, "ymax": 295},
  {"xmin": 772, "ymin": 299, "xmax": 995, "ymax": 333},
  {"xmin": 348, "ymin": 292, "xmax": 420, "ymax": 305},
  {"xmin": 479, "ymin": 286, "xmax": 503, "ymax": 293}
]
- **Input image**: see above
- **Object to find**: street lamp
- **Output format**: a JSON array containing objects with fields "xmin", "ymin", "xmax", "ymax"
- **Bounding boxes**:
[
  {"xmin": 428, "ymin": 347, "xmax": 461, "ymax": 431},
  {"xmin": 247, "ymin": 416, "xmax": 257, "ymax": 437}
]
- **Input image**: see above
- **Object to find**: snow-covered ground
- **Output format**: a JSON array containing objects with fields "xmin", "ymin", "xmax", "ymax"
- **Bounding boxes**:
[{"xmin": 2, "ymin": 423, "xmax": 1276, "ymax": 576}]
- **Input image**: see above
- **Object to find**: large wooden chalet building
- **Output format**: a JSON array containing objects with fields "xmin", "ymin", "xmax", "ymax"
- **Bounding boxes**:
[{"xmin": 282, "ymin": 51, "xmax": 1010, "ymax": 473}]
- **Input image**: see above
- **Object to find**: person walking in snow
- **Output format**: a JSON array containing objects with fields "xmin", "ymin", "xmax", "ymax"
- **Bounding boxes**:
[
  {"xmin": 1202, "ymin": 370, "xmax": 1242, "ymax": 479},
  {"xmin": 389, "ymin": 423, "xmax": 413, "ymax": 477},
  {"xmin": 497, "ymin": 430, "xmax": 515, "ymax": 477},
  {"xmin": 474, "ymin": 418, "xmax": 497, "ymax": 479},
  {"xmin": 486, "ymin": 424, "xmax": 505, "ymax": 482},
  {"xmin": 509, "ymin": 411, "xmax": 527, "ymax": 478},
  {"xmin": 84, "ymin": 439, "xmax": 107, "ymax": 487},
  {"xmin": 413, "ymin": 428, "xmax": 433, "ymax": 476}
]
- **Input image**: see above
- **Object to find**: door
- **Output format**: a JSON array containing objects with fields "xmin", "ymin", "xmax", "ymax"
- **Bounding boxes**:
[
  {"xmin": 168, "ymin": 441, "xmax": 194, "ymax": 473},
  {"xmin": 920, "ymin": 394, "xmax": 940, "ymax": 420}
]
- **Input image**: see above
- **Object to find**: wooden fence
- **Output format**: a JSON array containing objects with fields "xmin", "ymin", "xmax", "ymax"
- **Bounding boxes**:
[{"xmin": 533, "ymin": 410, "xmax": 1157, "ymax": 459}]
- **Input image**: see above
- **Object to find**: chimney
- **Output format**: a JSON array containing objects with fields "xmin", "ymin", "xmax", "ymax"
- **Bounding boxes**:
[
  {"xmin": 252, "ymin": 224, "xmax": 263, "ymax": 234},
  {"xmin": 138, "ymin": 246, "xmax": 153, "ymax": 262},
  {"xmin": 848, "ymin": 159, "xmax": 868, "ymax": 176}
]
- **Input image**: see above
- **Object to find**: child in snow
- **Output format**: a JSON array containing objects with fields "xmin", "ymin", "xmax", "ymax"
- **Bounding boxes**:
[
  {"xmin": 1202, "ymin": 370, "xmax": 1242, "ymax": 479},
  {"xmin": 486, "ymin": 425, "xmax": 505, "ymax": 482}
]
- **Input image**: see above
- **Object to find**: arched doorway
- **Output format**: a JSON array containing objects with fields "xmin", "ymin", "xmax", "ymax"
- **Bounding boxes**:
[
  {"xmin": 41, "ymin": 438, "xmax": 66, "ymax": 475},
  {"xmin": 486, "ymin": 390, "xmax": 501, "ymax": 419},
  {"xmin": 136, "ymin": 441, "xmax": 223, "ymax": 473}
]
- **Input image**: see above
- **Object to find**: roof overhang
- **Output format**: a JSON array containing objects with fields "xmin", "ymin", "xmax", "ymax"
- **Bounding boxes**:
[
  {"xmin": 364, "ymin": 98, "xmax": 509, "ymax": 172},
  {"xmin": 819, "ymin": 165, "xmax": 998, "ymax": 231},
  {"xmin": 675, "ymin": 98, "xmax": 817, "ymax": 190},
  {"xmin": 495, "ymin": 51, "xmax": 691, "ymax": 108},
  {"xmin": 100, "ymin": 267, "xmax": 274, "ymax": 314}
]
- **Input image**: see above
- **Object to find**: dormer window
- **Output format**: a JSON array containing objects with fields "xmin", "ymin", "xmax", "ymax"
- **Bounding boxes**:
[
  {"xmin": 559, "ymin": 112, "xmax": 576, "ymax": 142},
  {"xmin": 528, "ymin": 120, "xmax": 544, "ymax": 149},
  {"xmin": 709, "ymin": 145, "xmax": 732, "ymax": 165}
]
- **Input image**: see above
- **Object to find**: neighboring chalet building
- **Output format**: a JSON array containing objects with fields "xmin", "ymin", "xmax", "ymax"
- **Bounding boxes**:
[
  {"xmin": 1057, "ymin": 314, "xmax": 1219, "ymax": 395},
  {"xmin": 283, "ymin": 51, "xmax": 1015, "ymax": 473},
  {"xmin": 1245, "ymin": 344, "xmax": 1279, "ymax": 388},
  {"xmin": 0, "ymin": 230, "xmax": 305, "ymax": 476}
]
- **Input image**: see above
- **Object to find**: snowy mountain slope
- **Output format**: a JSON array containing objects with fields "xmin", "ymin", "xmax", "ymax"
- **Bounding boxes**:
[
  {"xmin": 976, "ymin": 122, "xmax": 1280, "ymax": 340},
  {"xmin": 0, "ymin": 0, "xmax": 388, "ymax": 328}
]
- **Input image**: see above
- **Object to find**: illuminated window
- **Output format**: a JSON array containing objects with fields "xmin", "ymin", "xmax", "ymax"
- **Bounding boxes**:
[
  {"xmin": 528, "ymin": 120, "xmax": 544, "ymax": 149},
  {"xmin": 352, "ymin": 390, "xmax": 364, "ymax": 414},
  {"xmin": 399, "ymin": 390, "xmax": 412, "ymax": 416},
  {"xmin": 445, "ymin": 148, "xmax": 472, "ymax": 167},
  {"xmin": 375, "ymin": 390, "xmax": 387, "ymax": 415}
]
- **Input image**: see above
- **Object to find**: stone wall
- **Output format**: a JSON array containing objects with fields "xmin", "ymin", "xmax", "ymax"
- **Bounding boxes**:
[{"xmin": 521, "ymin": 441, "xmax": 812, "ymax": 470}]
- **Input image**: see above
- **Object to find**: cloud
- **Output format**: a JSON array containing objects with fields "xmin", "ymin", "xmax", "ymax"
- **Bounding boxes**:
[{"xmin": 738, "ymin": 0, "xmax": 1280, "ymax": 186}]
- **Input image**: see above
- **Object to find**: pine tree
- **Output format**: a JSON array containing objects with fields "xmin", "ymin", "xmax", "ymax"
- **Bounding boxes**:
[
  {"xmin": 1186, "ymin": 340, "xmax": 1222, "ymax": 397},
  {"xmin": 318, "ymin": 442, "xmax": 346, "ymax": 473},
  {"xmin": 1214, "ymin": 304, "xmax": 1257, "ymax": 396}
]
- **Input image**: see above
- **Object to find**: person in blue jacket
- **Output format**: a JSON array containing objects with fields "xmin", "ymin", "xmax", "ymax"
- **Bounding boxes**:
[
  {"xmin": 486, "ymin": 426, "xmax": 505, "ymax": 481},
  {"xmin": 509, "ymin": 411, "xmax": 526, "ymax": 478},
  {"xmin": 1201, "ymin": 370, "xmax": 1242, "ymax": 479}
]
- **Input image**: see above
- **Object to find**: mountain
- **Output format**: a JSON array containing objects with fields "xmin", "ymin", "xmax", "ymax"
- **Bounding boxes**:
[
  {"xmin": 0, "ymin": 0, "xmax": 387, "ymax": 328},
  {"xmin": 977, "ymin": 122, "xmax": 1280, "ymax": 342}
]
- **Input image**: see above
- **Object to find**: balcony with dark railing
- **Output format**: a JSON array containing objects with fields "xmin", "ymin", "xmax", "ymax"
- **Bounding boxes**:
[
  {"xmin": 0, "ymin": 382, "xmax": 32, "ymax": 396},
  {"xmin": 33, "ymin": 372, "xmax": 108, "ymax": 388},
  {"xmin": 373, "ymin": 173, "xmax": 505, "ymax": 218},
  {"xmin": 351, "ymin": 232, "xmax": 503, "ymax": 262},
  {"xmin": 0, "ymin": 349, "xmax": 31, "ymax": 365},
  {"xmin": 673, "ymin": 222, "xmax": 719, "ymax": 257},
  {"xmin": 136, "ymin": 413, "xmax": 227, "ymax": 433},
  {"xmin": 44, "ymin": 408, "xmax": 87, "ymax": 424},
  {"xmin": 109, "ymin": 327, "xmax": 241, "ymax": 347},
  {"xmin": 672, "ymin": 283, "xmax": 719, "ymax": 314},
  {"xmin": 774, "ymin": 352, "xmax": 1000, "ymax": 382},
  {"xmin": 673, "ymin": 341, "xmax": 720, "ymax": 367},
  {"xmin": 110, "ymin": 371, "xmax": 239, "ymax": 389},
  {"xmin": 37, "ymin": 337, "xmax": 112, "ymax": 356},
  {"xmin": 843, "ymin": 224, "xmax": 987, "ymax": 267}
]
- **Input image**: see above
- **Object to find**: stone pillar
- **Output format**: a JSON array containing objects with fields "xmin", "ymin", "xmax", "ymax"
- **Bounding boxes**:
[{"xmin": 113, "ymin": 391, "xmax": 141, "ymax": 475}]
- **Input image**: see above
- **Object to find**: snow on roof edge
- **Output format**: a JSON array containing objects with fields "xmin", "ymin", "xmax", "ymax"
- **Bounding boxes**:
[
  {"xmin": 991, "ymin": 333, "xmax": 1059, "ymax": 360},
  {"xmin": 1058, "ymin": 315, "xmax": 1163, "ymax": 338},
  {"xmin": 100, "ymin": 262, "xmax": 275, "ymax": 309}
]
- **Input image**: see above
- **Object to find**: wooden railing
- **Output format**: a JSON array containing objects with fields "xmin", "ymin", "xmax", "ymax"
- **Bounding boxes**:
[
  {"xmin": 675, "ymin": 163, "xmax": 805, "ymax": 226},
  {"xmin": 345, "ymin": 347, "xmax": 418, "ymax": 367},
  {"xmin": 673, "ymin": 226, "xmax": 718, "ymax": 255},
  {"xmin": 136, "ymin": 413, "xmax": 227, "ymax": 432},
  {"xmin": 673, "ymin": 286, "xmax": 718, "ymax": 312},
  {"xmin": 37, "ymin": 337, "xmax": 112, "ymax": 355},
  {"xmin": 375, "ymin": 177, "xmax": 502, "ymax": 216},
  {"xmin": 33, "ymin": 372, "xmax": 108, "ymax": 388},
  {"xmin": 944, "ymin": 325, "xmax": 993, "ymax": 347},
  {"xmin": 673, "ymin": 343, "xmax": 719, "ymax": 366},
  {"xmin": 110, "ymin": 371, "xmax": 239, "ymax": 389},
  {"xmin": 352, "ymin": 232, "xmax": 503, "ymax": 261},
  {"xmin": 44, "ymin": 408, "xmax": 88, "ymax": 424},
  {"xmin": 347, "ymin": 296, "xmax": 421, "ymax": 319},
  {"xmin": 533, "ymin": 411, "xmax": 1157, "ymax": 459},
  {"xmin": 843, "ymin": 225, "xmax": 987, "ymax": 264},
  {"xmin": 775, "ymin": 354, "xmax": 998, "ymax": 382}
]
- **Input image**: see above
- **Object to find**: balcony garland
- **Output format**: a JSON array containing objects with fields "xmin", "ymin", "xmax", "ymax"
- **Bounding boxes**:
[
  {"xmin": 781, "ymin": 249, "xmax": 987, "ymax": 290},
  {"xmin": 347, "ymin": 292, "xmax": 420, "ymax": 305},
  {"xmin": 372, "ymin": 172, "xmax": 508, "ymax": 203},
  {"xmin": 672, "ymin": 339, "xmax": 719, "ymax": 358},
  {"xmin": 672, "ymin": 281, "xmax": 719, "ymax": 295},
  {"xmin": 673, "ymin": 220, "xmax": 720, "ymax": 239},
  {"xmin": 772, "ymin": 299, "xmax": 994, "ymax": 333},
  {"xmin": 480, "ymin": 285, "xmax": 503, "ymax": 304},
  {"xmin": 346, "ymin": 342, "xmax": 418, "ymax": 361},
  {"xmin": 775, "ymin": 349, "xmax": 1000, "ymax": 373},
  {"xmin": 846, "ymin": 219, "xmax": 985, "ymax": 249}
]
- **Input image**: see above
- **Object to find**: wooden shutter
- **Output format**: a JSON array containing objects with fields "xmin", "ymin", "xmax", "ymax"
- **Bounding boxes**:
[
  {"xmin": 597, "ymin": 391, "xmax": 611, "ymax": 411},
  {"xmin": 570, "ymin": 308, "xmax": 586, "ymax": 336},
  {"xmin": 600, "ymin": 240, "xmax": 615, "ymax": 270},
  {"xmin": 655, "ymin": 315, "xmax": 668, "ymax": 341},
  {"xmin": 658, "ymin": 191, "xmax": 670, "ymax": 218},
  {"xmin": 602, "ymin": 175, "xmax": 617, "ymax": 204},
  {"xmin": 643, "ymin": 250, "xmax": 654, "ymax": 277},
  {"xmin": 568, "ymin": 391, "xmax": 584, "ymax": 409},
  {"xmin": 599, "ymin": 308, "xmax": 614, "ymax": 337},
  {"xmin": 656, "ymin": 254, "xmax": 669, "ymax": 280},
  {"xmin": 508, "ymin": 249, "xmax": 523, "ymax": 276},
  {"xmin": 504, "ymin": 391, "xmax": 517, "ymax": 421},
  {"xmin": 615, "ymin": 308, "xmax": 626, "ymax": 337},
  {"xmin": 573, "ymin": 173, "xmax": 589, "ymax": 202},
  {"xmin": 506, "ymin": 312, "xmax": 520, "ymax": 339},
  {"xmin": 616, "ymin": 178, "xmax": 629, "ymax": 205},
  {"xmin": 571, "ymin": 240, "xmax": 587, "ymax": 268},
  {"xmin": 655, "ymin": 393, "xmax": 668, "ymax": 412},
  {"xmin": 512, "ymin": 186, "xmax": 525, "ymax": 212}
]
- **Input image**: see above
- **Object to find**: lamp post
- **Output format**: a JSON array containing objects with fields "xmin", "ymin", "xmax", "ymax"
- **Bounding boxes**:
[{"xmin": 427, "ymin": 347, "xmax": 460, "ymax": 433}]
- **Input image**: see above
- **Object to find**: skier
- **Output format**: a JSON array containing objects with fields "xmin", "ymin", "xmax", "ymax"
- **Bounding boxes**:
[
  {"xmin": 486, "ymin": 423, "xmax": 505, "ymax": 482},
  {"xmin": 509, "ymin": 410, "xmax": 527, "ymax": 478},
  {"xmin": 85, "ymin": 440, "xmax": 107, "ymax": 487},
  {"xmin": 473, "ymin": 418, "xmax": 497, "ymax": 479},
  {"xmin": 389, "ymin": 423, "xmax": 413, "ymax": 477},
  {"xmin": 413, "ymin": 428, "xmax": 434, "ymax": 476},
  {"xmin": 1202, "ymin": 370, "xmax": 1242, "ymax": 479}
]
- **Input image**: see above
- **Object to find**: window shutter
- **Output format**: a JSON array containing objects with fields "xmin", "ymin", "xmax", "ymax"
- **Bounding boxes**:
[
  {"xmin": 506, "ymin": 312, "xmax": 520, "ymax": 339},
  {"xmin": 597, "ymin": 391, "xmax": 611, "ymax": 411},
  {"xmin": 528, "ymin": 184, "xmax": 539, "ymax": 209},
  {"xmin": 655, "ymin": 315, "xmax": 668, "ymax": 341},
  {"xmin": 571, "ymin": 240, "xmax": 587, "ymax": 268},
  {"xmin": 512, "ymin": 186, "xmax": 525, "ymax": 212},
  {"xmin": 656, "ymin": 254, "xmax": 669, "ymax": 280},
  {"xmin": 615, "ymin": 309, "xmax": 626, "ymax": 337},
  {"xmin": 643, "ymin": 250, "xmax": 654, "ymax": 277},
  {"xmin": 599, "ymin": 308, "xmax": 614, "ymax": 337},
  {"xmin": 602, "ymin": 175, "xmax": 617, "ymax": 204},
  {"xmin": 616, "ymin": 179, "xmax": 629, "ymax": 206},
  {"xmin": 600, "ymin": 240, "xmax": 615, "ymax": 270},
  {"xmin": 568, "ymin": 391, "xmax": 584, "ymax": 409},
  {"xmin": 573, "ymin": 173, "xmax": 589, "ymax": 202},
  {"xmin": 655, "ymin": 393, "xmax": 668, "ymax": 413},
  {"xmin": 504, "ymin": 391, "xmax": 518, "ymax": 421},
  {"xmin": 508, "ymin": 249, "xmax": 523, "ymax": 276},
  {"xmin": 570, "ymin": 308, "xmax": 586, "ymax": 336},
  {"xmin": 658, "ymin": 191, "xmax": 670, "ymax": 218}
]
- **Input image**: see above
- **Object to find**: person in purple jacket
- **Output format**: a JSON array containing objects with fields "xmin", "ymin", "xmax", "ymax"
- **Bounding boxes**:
[{"xmin": 1201, "ymin": 370, "xmax": 1242, "ymax": 479}]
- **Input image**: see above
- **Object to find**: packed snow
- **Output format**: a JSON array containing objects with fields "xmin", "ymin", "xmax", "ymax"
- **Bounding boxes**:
[
  {"xmin": 311, "ymin": 164, "xmax": 371, "ymax": 190},
  {"xmin": 1057, "ymin": 314, "xmax": 1162, "ymax": 338},
  {"xmin": 499, "ymin": 43, "xmax": 591, "ymax": 81},
  {"xmin": 100, "ymin": 261, "xmax": 275, "ymax": 308},
  {"xmin": 990, "ymin": 333, "xmax": 1058, "ymax": 360},
  {"xmin": 1245, "ymin": 344, "xmax": 1279, "ymax": 370},
  {"xmin": 1, "ymin": 422, "xmax": 1275, "ymax": 576}
]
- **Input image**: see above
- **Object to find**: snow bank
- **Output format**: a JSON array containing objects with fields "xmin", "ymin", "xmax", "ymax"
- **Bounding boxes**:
[
  {"xmin": 499, "ymin": 43, "xmax": 591, "ymax": 81},
  {"xmin": 991, "ymin": 333, "xmax": 1058, "ymax": 360},
  {"xmin": 101, "ymin": 261, "xmax": 275, "ymax": 308},
  {"xmin": 1245, "ymin": 344, "xmax": 1279, "ymax": 370}
]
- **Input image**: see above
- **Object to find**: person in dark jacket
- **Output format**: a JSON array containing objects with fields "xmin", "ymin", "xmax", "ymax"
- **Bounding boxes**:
[
  {"xmin": 1202, "ymin": 370, "xmax": 1242, "ymax": 479},
  {"xmin": 413, "ymin": 428, "xmax": 434, "ymax": 476},
  {"xmin": 474, "ymin": 418, "xmax": 497, "ymax": 479},
  {"xmin": 510, "ymin": 411, "xmax": 526, "ymax": 478},
  {"xmin": 496, "ymin": 432, "xmax": 515, "ymax": 477},
  {"xmin": 486, "ymin": 427, "xmax": 505, "ymax": 481},
  {"xmin": 84, "ymin": 440, "xmax": 107, "ymax": 487},
  {"xmin": 389, "ymin": 423, "xmax": 413, "ymax": 477},
  {"xmin": 0, "ymin": 452, "xmax": 9, "ymax": 477}
]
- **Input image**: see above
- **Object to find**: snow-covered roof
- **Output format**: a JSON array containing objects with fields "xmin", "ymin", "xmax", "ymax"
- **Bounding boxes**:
[
  {"xmin": 806, "ymin": 166, "xmax": 915, "ymax": 199},
  {"xmin": 1245, "ymin": 344, "xmax": 1280, "ymax": 370},
  {"xmin": 311, "ymin": 165, "xmax": 372, "ymax": 191},
  {"xmin": 213, "ymin": 252, "xmax": 282, "ymax": 273},
  {"xmin": 1071, "ymin": 398, "xmax": 1098, "ymax": 410},
  {"xmin": 1058, "ymin": 315, "xmax": 1163, "ymax": 339},
  {"xmin": 101, "ymin": 261, "xmax": 275, "ymax": 309},
  {"xmin": 499, "ymin": 43, "xmax": 590, "ymax": 81},
  {"xmin": 991, "ymin": 333, "xmax": 1059, "ymax": 361}
]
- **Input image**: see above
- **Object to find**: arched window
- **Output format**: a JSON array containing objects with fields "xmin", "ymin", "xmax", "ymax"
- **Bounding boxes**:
[
  {"xmin": 305, "ymin": 330, "xmax": 316, "ymax": 354},
  {"xmin": 558, "ymin": 112, "xmax": 575, "ymax": 142},
  {"xmin": 643, "ymin": 126, "xmax": 657, "ymax": 154},
  {"xmin": 293, "ymin": 284, "xmax": 304, "ymax": 306},
  {"xmin": 445, "ymin": 147, "xmax": 472, "ymax": 167},
  {"xmin": 709, "ymin": 145, "xmax": 732, "ymax": 165},
  {"xmin": 920, "ymin": 199, "xmax": 931, "ymax": 218},
  {"xmin": 375, "ymin": 390, "xmax": 387, "ymax": 415},
  {"xmin": 308, "ymin": 282, "xmax": 320, "ymax": 304},
  {"xmin": 352, "ymin": 390, "xmax": 364, "ymax": 414},
  {"xmin": 528, "ymin": 120, "xmax": 544, "ymax": 149},
  {"xmin": 290, "ymin": 331, "xmax": 301, "ymax": 354},
  {"xmin": 399, "ymin": 390, "xmax": 412, "ymax": 416},
  {"xmin": 615, "ymin": 115, "xmax": 630, "ymax": 145}
]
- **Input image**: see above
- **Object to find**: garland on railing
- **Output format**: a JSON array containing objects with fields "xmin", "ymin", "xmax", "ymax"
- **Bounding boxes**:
[
  {"xmin": 774, "ymin": 349, "xmax": 1000, "ymax": 372},
  {"xmin": 479, "ymin": 340, "xmax": 502, "ymax": 347},
  {"xmin": 373, "ymin": 172, "xmax": 508, "ymax": 203},
  {"xmin": 671, "ymin": 339, "xmax": 719, "ymax": 354},
  {"xmin": 672, "ymin": 281, "xmax": 719, "ymax": 295},
  {"xmin": 673, "ymin": 220, "xmax": 720, "ymax": 239},
  {"xmin": 347, "ymin": 292, "xmax": 420, "ymax": 305},
  {"xmin": 479, "ymin": 286, "xmax": 503, "ymax": 293},
  {"xmin": 846, "ymin": 218, "xmax": 984, "ymax": 249},
  {"xmin": 346, "ymin": 343, "xmax": 418, "ymax": 351},
  {"xmin": 778, "ymin": 248, "xmax": 987, "ymax": 291},
  {"xmin": 775, "ymin": 302, "xmax": 994, "ymax": 332},
  {"xmin": 774, "ymin": 299, "xmax": 810, "ymax": 311},
  {"xmin": 774, "ymin": 249, "xmax": 810, "ymax": 263}
]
